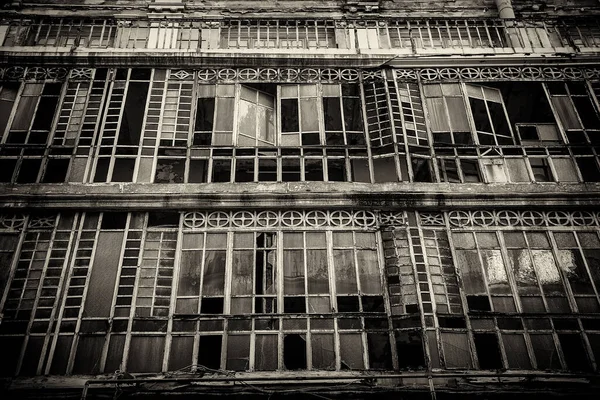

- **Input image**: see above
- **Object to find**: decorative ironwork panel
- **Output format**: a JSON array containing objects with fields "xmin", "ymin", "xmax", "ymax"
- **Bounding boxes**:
[{"xmin": 183, "ymin": 210, "xmax": 378, "ymax": 229}]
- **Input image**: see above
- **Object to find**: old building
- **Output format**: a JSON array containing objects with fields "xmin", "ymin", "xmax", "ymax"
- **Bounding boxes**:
[{"xmin": 0, "ymin": 0, "xmax": 600, "ymax": 398}]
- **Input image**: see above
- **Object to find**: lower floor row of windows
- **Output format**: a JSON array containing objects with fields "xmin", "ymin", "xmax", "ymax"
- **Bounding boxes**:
[{"xmin": 0, "ymin": 209, "xmax": 599, "ymax": 376}]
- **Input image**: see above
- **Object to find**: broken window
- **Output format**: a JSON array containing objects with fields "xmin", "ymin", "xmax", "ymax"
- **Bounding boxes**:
[
  {"xmin": 93, "ymin": 69, "xmax": 150, "ymax": 183},
  {"xmin": 453, "ymin": 232, "xmax": 514, "ymax": 313}
]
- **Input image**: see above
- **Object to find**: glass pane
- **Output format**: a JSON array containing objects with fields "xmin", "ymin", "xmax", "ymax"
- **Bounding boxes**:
[
  {"xmin": 502, "ymin": 334, "xmax": 532, "ymax": 369},
  {"xmin": 306, "ymin": 249, "xmax": 328, "ymax": 294},
  {"xmin": 446, "ymin": 97, "xmax": 470, "ymax": 132},
  {"xmin": 227, "ymin": 335, "xmax": 250, "ymax": 371},
  {"xmin": 552, "ymin": 158, "xmax": 579, "ymax": 182},
  {"xmin": 339, "ymin": 333, "xmax": 364, "ymax": 369},
  {"xmin": 482, "ymin": 250, "xmax": 509, "ymax": 294},
  {"xmin": 283, "ymin": 250, "xmax": 305, "ymax": 295},
  {"xmin": 357, "ymin": 250, "xmax": 381, "ymax": 294},
  {"xmin": 551, "ymin": 97, "xmax": 582, "ymax": 130},
  {"xmin": 300, "ymin": 98, "xmax": 319, "ymax": 132},
  {"xmin": 178, "ymin": 251, "xmax": 203, "ymax": 297},
  {"xmin": 312, "ymin": 334, "xmax": 335, "ymax": 370},
  {"xmin": 532, "ymin": 250, "xmax": 565, "ymax": 295},
  {"xmin": 334, "ymin": 249, "xmax": 357, "ymax": 294},
  {"xmin": 506, "ymin": 158, "xmax": 531, "ymax": 182},
  {"xmin": 202, "ymin": 250, "xmax": 226, "ymax": 296},
  {"xmin": 441, "ymin": 332, "xmax": 472, "ymax": 368},
  {"xmin": 214, "ymin": 98, "xmax": 234, "ymax": 133},
  {"xmin": 455, "ymin": 250, "xmax": 486, "ymax": 294},
  {"xmin": 530, "ymin": 334, "xmax": 561, "ymax": 369},
  {"xmin": 232, "ymin": 250, "xmax": 253, "ymax": 295},
  {"xmin": 508, "ymin": 249, "xmax": 540, "ymax": 295},
  {"xmin": 425, "ymin": 98, "xmax": 449, "ymax": 132},
  {"xmin": 255, "ymin": 335, "xmax": 278, "ymax": 370},
  {"xmin": 127, "ymin": 336, "xmax": 165, "ymax": 373},
  {"xmin": 558, "ymin": 250, "xmax": 594, "ymax": 294},
  {"xmin": 84, "ymin": 231, "xmax": 124, "ymax": 317}
]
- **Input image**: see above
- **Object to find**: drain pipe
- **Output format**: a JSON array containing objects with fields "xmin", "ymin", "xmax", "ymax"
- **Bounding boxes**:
[{"xmin": 494, "ymin": 0, "xmax": 516, "ymax": 19}]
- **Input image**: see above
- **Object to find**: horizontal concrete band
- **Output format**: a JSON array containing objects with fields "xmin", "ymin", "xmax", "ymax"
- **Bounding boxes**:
[
  {"xmin": 1, "ymin": 182, "xmax": 599, "ymax": 210},
  {"xmin": 1, "ymin": 50, "xmax": 598, "ymax": 69}
]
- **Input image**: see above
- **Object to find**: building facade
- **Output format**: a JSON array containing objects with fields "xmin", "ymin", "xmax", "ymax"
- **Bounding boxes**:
[{"xmin": 1, "ymin": 0, "xmax": 600, "ymax": 398}]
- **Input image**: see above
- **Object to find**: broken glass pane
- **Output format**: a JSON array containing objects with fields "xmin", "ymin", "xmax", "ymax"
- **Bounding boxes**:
[
  {"xmin": 551, "ymin": 97, "xmax": 582, "ymax": 130},
  {"xmin": 395, "ymin": 330, "xmax": 425, "ymax": 369},
  {"xmin": 532, "ymin": 250, "xmax": 565, "ymax": 295},
  {"xmin": 557, "ymin": 250, "xmax": 592, "ymax": 295},
  {"xmin": 226, "ymin": 335, "xmax": 250, "ymax": 371},
  {"xmin": 508, "ymin": 249, "xmax": 540, "ymax": 295},
  {"xmin": 339, "ymin": 333, "xmax": 364, "ymax": 369},
  {"xmin": 454, "ymin": 250, "xmax": 486, "ymax": 294},
  {"xmin": 482, "ymin": 250, "xmax": 509, "ymax": 294},
  {"xmin": 255, "ymin": 335, "xmax": 278, "ymax": 370},
  {"xmin": 311, "ymin": 334, "xmax": 335, "ymax": 370},
  {"xmin": 441, "ymin": 332, "xmax": 472, "ymax": 368},
  {"xmin": 529, "ymin": 334, "xmax": 561, "ymax": 370},
  {"xmin": 367, "ymin": 333, "xmax": 392, "ymax": 370}
]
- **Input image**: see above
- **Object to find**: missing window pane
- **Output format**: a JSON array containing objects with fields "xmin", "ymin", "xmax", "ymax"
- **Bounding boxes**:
[
  {"xmin": 283, "ymin": 334, "xmax": 306, "ymax": 370},
  {"xmin": 474, "ymin": 333, "xmax": 502, "ymax": 369},
  {"xmin": 396, "ymin": 331, "xmax": 425, "ymax": 369}
]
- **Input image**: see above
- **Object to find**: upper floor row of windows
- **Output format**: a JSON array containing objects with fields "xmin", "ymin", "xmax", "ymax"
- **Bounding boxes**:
[
  {"xmin": 1, "ymin": 16, "xmax": 599, "ymax": 52},
  {"xmin": 0, "ymin": 67, "xmax": 599, "ymax": 184}
]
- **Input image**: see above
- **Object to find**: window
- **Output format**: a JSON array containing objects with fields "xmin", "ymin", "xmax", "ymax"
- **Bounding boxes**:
[{"xmin": 425, "ymin": 81, "xmax": 600, "ymax": 183}]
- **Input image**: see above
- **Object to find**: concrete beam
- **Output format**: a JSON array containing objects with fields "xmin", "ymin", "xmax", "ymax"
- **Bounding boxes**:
[{"xmin": 1, "ymin": 182, "xmax": 599, "ymax": 211}]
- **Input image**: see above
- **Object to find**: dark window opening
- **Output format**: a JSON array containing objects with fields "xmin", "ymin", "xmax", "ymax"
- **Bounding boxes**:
[
  {"xmin": 200, "ymin": 297, "xmax": 224, "ymax": 314},
  {"xmin": 491, "ymin": 82, "xmax": 555, "ymax": 125},
  {"xmin": 281, "ymin": 99, "xmax": 299, "ymax": 133},
  {"xmin": 395, "ymin": 331, "xmax": 426, "ymax": 369},
  {"xmin": 155, "ymin": 158, "xmax": 185, "ymax": 183},
  {"xmin": 41, "ymin": 159, "xmax": 69, "ymax": 183},
  {"xmin": 16, "ymin": 159, "xmax": 41, "ymax": 183},
  {"xmin": 412, "ymin": 158, "xmax": 432, "ymax": 182},
  {"xmin": 467, "ymin": 295, "xmax": 492, "ymax": 312},
  {"xmin": 198, "ymin": 335, "xmax": 222, "ymax": 370},
  {"xmin": 558, "ymin": 334, "xmax": 592, "ymax": 372},
  {"xmin": 283, "ymin": 334, "xmax": 307, "ymax": 370},
  {"xmin": 212, "ymin": 159, "xmax": 232, "ymax": 182},
  {"xmin": 112, "ymin": 158, "xmax": 135, "ymax": 182},
  {"xmin": 194, "ymin": 98, "xmax": 215, "ymax": 144},
  {"xmin": 576, "ymin": 158, "xmax": 600, "ymax": 182},
  {"xmin": 93, "ymin": 159, "xmax": 110, "ymax": 182},
  {"xmin": 188, "ymin": 160, "xmax": 208, "ymax": 183},
  {"xmin": 362, "ymin": 296, "xmax": 384, "ymax": 312},
  {"xmin": 0, "ymin": 159, "xmax": 17, "ymax": 182},
  {"xmin": 117, "ymin": 81, "xmax": 149, "ymax": 146},
  {"xmin": 148, "ymin": 212, "xmax": 180, "ymax": 227},
  {"xmin": 337, "ymin": 296, "xmax": 360, "ymax": 312},
  {"xmin": 101, "ymin": 212, "xmax": 127, "ymax": 229},
  {"xmin": 284, "ymin": 297, "xmax": 306, "ymax": 313},
  {"xmin": 474, "ymin": 333, "xmax": 503, "ymax": 369},
  {"xmin": 367, "ymin": 333, "xmax": 393, "ymax": 370}
]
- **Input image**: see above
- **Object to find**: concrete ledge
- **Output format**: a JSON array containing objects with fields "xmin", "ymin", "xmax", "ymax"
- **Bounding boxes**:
[
  {"xmin": 1, "ymin": 48, "xmax": 599, "ymax": 69},
  {"xmin": 1, "ymin": 182, "xmax": 599, "ymax": 210}
]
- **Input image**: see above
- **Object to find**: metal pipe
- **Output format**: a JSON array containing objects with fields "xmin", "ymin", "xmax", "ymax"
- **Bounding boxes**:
[{"xmin": 494, "ymin": 0, "xmax": 515, "ymax": 19}]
